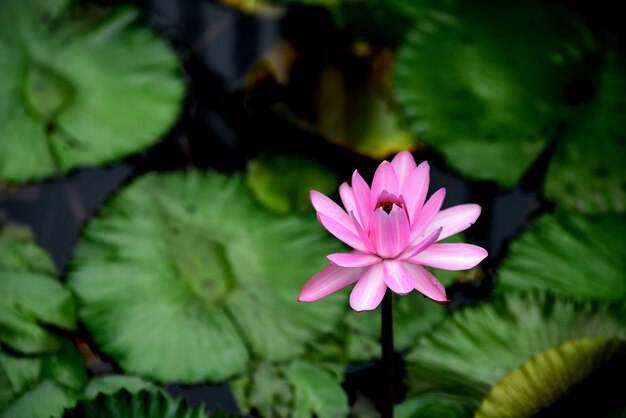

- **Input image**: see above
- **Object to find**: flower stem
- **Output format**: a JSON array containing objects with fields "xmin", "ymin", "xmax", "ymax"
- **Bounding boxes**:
[{"xmin": 381, "ymin": 289, "xmax": 394, "ymax": 418}]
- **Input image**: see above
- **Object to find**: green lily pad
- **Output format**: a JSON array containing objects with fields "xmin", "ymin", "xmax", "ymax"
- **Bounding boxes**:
[
  {"xmin": 1, "ymin": 380, "xmax": 78, "ymax": 418},
  {"xmin": 0, "ymin": 269, "xmax": 76, "ymax": 354},
  {"xmin": 395, "ymin": 395, "xmax": 474, "ymax": 418},
  {"xmin": 62, "ymin": 390, "xmax": 207, "ymax": 418},
  {"xmin": 286, "ymin": 360, "xmax": 349, "ymax": 418},
  {"xmin": 498, "ymin": 211, "xmax": 626, "ymax": 301},
  {"xmin": 476, "ymin": 337, "xmax": 626, "ymax": 418},
  {"xmin": 0, "ymin": 0, "xmax": 184, "ymax": 182},
  {"xmin": 83, "ymin": 376, "xmax": 159, "ymax": 400},
  {"xmin": 544, "ymin": 51, "xmax": 626, "ymax": 214},
  {"xmin": 69, "ymin": 171, "xmax": 344, "ymax": 383},
  {"xmin": 0, "ymin": 342, "xmax": 88, "ymax": 418},
  {"xmin": 0, "ymin": 225, "xmax": 56, "ymax": 276},
  {"xmin": 405, "ymin": 292, "xmax": 626, "ymax": 399},
  {"xmin": 393, "ymin": 0, "xmax": 594, "ymax": 186},
  {"xmin": 246, "ymin": 152, "xmax": 337, "ymax": 215},
  {"xmin": 231, "ymin": 361, "xmax": 293, "ymax": 418},
  {"xmin": 231, "ymin": 360, "xmax": 348, "ymax": 418}
]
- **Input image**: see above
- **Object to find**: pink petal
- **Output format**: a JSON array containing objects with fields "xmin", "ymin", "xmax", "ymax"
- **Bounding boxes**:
[
  {"xmin": 383, "ymin": 260, "xmax": 415, "ymax": 295},
  {"xmin": 399, "ymin": 227, "xmax": 442, "ymax": 260},
  {"xmin": 339, "ymin": 182, "xmax": 355, "ymax": 214},
  {"xmin": 310, "ymin": 190, "xmax": 355, "ymax": 234},
  {"xmin": 402, "ymin": 161, "xmax": 430, "ymax": 226},
  {"xmin": 410, "ymin": 188, "xmax": 446, "ymax": 243},
  {"xmin": 409, "ymin": 243, "xmax": 488, "ymax": 270},
  {"xmin": 425, "ymin": 204, "xmax": 481, "ymax": 241},
  {"xmin": 390, "ymin": 151, "xmax": 417, "ymax": 191},
  {"xmin": 349, "ymin": 263, "xmax": 387, "ymax": 311},
  {"xmin": 404, "ymin": 263, "xmax": 448, "ymax": 302},
  {"xmin": 371, "ymin": 161, "xmax": 400, "ymax": 207},
  {"xmin": 317, "ymin": 213, "xmax": 369, "ymax": 252},
  {"xmin": 351, "ymin": 170, "xmax": 373, "ymax": 230},
  {"xmin": 328, "ymin": 253, "xmax": 381, "ymax": 268},
  {"xmin": 299, "ymin": 264, "xmax": 366, "ymax": 302},
  {"xmin": 350, "ymin": 212, "xmax": 376, "ymax": 253},
  {"xmin": 369, "ymin": 205, "xmax": 411, "ymax": 258}
]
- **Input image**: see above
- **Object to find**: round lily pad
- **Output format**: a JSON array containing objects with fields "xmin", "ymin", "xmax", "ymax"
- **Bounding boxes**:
[
  {"xmin": 0, "ymin": 342, "xmax": 88, "ymax": 418},
  {"xmin": 395, "ymin": 396, "xmax": 474, "ymax": 418},
  {"xmin": 498, "ymin": 211, "xmax": 626, "ymax": 301},
  {"xmin": 393, "ymin": 0, "xmax": 594, "ymax": 186},
  {"xmin": 0, "ymin": 229, "xmax": 76, "ymax": 354},
  {"xmin": 286, "ymin": 360, "xmax": 349, "ymax": 418},
  {"xmin": 62, "ymin": 390, "xmax": 207, "ymax": 418},
  {"xmin": 0, "ymin": 0, "xmax": 184, "ymax": 182},
  {"xmin": 83, "ymin": 376, "xmax": 159, "ymax": 400},
  {"xmin": 231, "ymin": 360, "xmax": 348, "ymax": 418},
  {"xmin": 476, "ymin": 337, "xmax": 626, "ymax": 418},
  {"xmin": 405, "ymin": 292, "xmax": 626, "ymax": 399},
  {"xmin": 544, "ymin": 50, "xmax": 626, "ymax": 213},
  {"xmin": 246, "ymin": 152, "xmax": 337, "ymax": 215},
  {"xmin": 69, "ymin": 171, "xmax": 344, "ymax": 383},
  {"xmin": 0, "ymin": 225, "xmax": 56, "ymax": 276}
]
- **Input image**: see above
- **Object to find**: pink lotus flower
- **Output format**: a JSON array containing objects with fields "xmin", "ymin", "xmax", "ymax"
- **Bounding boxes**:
[{"xmin": 298, "ymin": 151, "xmax": 488, "ymax": 311}]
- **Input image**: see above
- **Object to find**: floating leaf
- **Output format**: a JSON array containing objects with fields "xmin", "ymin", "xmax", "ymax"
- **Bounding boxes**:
[
  {"xmin": 1, "ymin": 380, "xmax": 78, "ymax": 418},
  {"xmin": 69, "ymin": 171, "xmax": 344, "ymax": 383},
  {"xmin": 0, "ymin": 271, "xmax": 76, "ymax": 354},
  {"xmin": 393, "ymin": 0, "xmax": 594, "ymax": 186},
  {"xmin": 246, "ymin": 152, "xmax": 337, "ymax": 215},
  {"xmin": 396, "ymin": 395, "xmax": 474, "ymax": 418},
  {"xmin": 286, "ymin": 360, "xmax": 349, "ymax": 418},
  {"xmin": 476, "ymin": 338, "xmax": 626, "ymax": 418},
  {"xmin": 84, "ymin": 376, "xmax": 159, "ymax": 400},
  {"xmin": 0, "ymin": 342, "xmax": 87, "ymax": 418},
  {"xmin": 405, "ymin": 292, "xmax": 626, "ymax": 399},
  {"xmin": 232, "ymin": 360, "xmax": 348, "ymax": 418},
  {"xmin": 0, "ymin": 0, "xmax": 184, "ymax": 182},
  {"xmin": 498, "ymin": 211, "xmax": 626, "ymax": 301},
  {"xmin": 544, "ymin": 51, "xmax": 626, "ymax": 213},
  {"xmin": 231, "ymin": 361, "xmax": 293, "ymax": 418},
  {"xmin": 0, "ymin": 225, "xmax": 56, "ymax": 276},
  {"xmin": 62, "ymin": 390, "xmax": 207, "ymax": 418}
]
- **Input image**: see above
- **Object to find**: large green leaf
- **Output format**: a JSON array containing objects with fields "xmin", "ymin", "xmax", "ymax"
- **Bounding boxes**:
[
  {"xmin": 544, "ymin": 50, "xmax": 626, "ymax": 214},
  {"xmin": 0, "ymin": 0, "xmax": 184, "ymax": 182},
  {"xmin": 232, "ymin": 360, "xmax": 348, "ymax": 418},
  {"xmin": 393, "ymin": 0, "xmax": 594, "ymax": 186},
  {"xmin": 231, "ymin": 361, "xmax": 293, "ymax": 418},
  {"xmin": 1, "ymin": 380, "xmax": 78, "ymax": 418},
  {"xmin": 395, "ymin": 395, "xmax": 473, "ymax": 418},
  {"xmin": 405, "ymin": 292, "xmax": 626, "ymax": 399},
  {"xmin": 498, "ymin": 211, "xmax": 626, "ymax": 301},
  {"xmin": 83, "ymin": 376, "xmax": 159, "ymax": 400},
  {"xmin": 286, "ymin": 360, "xmax": 348, "ymax": 418},
  {"xmin": 62, "ymin": 390, "xmax": 207, "ymax": 418},
  {"xmin": 69, "ymin": 171, "xmax": 344, "ymax": 383},
  {"xmin": 0, "ymin": 225, "xmax": 56, "ymax": 275},
  {"xmin": 246, "ymin": 152, "xmax": 337, "ymax": 215},
  {"xmin": 0, "ymin": 342, "xmax": 88, "ymax": 418},
  {"xmin": 476, "ymin": 337, "xmax": 626, "ymax": 418},
  {"xmin": 0, "ymin": 271, "xmax": 76, "ymax": 354}
]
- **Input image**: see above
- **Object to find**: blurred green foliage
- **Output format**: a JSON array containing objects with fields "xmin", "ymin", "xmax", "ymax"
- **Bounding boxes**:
[
  {"xmin": 0, "ymin": 0, "xmax": 624, "ymax": 415},
  {"xmin": 0, "ymin": 0, "xmax": 184, "ymax": 182}
]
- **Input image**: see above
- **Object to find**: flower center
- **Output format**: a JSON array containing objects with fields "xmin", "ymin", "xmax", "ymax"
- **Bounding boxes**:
[{"xmin": 375, "ymin": 193, "xmax": 404, "ymax": 214}]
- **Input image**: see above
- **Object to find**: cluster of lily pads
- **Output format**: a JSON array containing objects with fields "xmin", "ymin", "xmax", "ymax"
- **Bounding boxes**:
[{"xmin": 1, "ymin": 0, "xmax": 625, "ymax": 417}]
